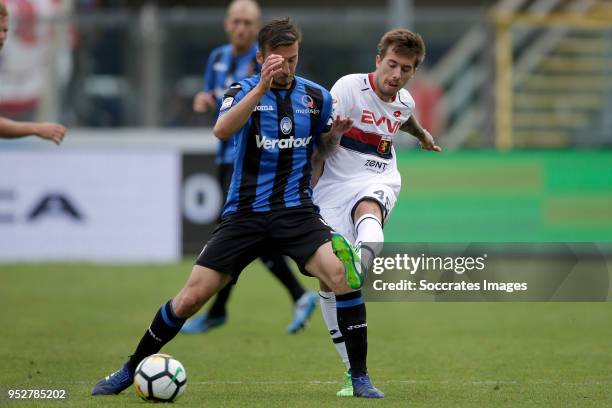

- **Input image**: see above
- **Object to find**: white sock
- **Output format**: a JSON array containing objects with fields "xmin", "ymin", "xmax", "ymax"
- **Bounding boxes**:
[
  {"xmin": 319, "ymin": 291, "xmax": 350, "ymax": 370},
  {"xmin": 354, "ymin": 214, "xmax": 384, "ymax": 271}
]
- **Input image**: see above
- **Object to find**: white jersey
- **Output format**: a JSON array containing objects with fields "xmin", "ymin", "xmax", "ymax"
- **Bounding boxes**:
[{"xmin": 313, "ymin": 73, "xmax": 415, "ymax": 226}]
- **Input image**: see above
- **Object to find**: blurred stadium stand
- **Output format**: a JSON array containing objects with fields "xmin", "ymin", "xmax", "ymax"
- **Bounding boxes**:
[
  {"xmin": 2, "ymin": 0, "xmax": 611, "ymax": 262},
  {"xmin": 1, "ymin": 0, "xmax": 608, "ymax": 149}
]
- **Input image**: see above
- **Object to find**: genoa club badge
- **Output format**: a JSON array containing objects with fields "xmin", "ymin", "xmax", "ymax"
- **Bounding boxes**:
[{"xmin": 377, "ymin": 137, "xmax": 392, "ymax": 155}]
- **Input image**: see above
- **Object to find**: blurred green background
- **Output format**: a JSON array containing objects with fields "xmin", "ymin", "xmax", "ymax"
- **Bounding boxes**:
[{"xmin": 388, "ymin": 150, "xmax": 612, "ymax": 242}]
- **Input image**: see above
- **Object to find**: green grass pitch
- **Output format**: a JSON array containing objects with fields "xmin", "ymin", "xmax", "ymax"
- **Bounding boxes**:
[{"xmin": 1, "ymin": 260, "xmax": 611, "ymax": 407}]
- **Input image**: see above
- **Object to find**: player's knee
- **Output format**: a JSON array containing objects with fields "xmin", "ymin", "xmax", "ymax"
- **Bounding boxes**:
[
  {"xmin": 327, "ymin": 264, "xmax": 349, "ymax": 293},
  {"xmin": 173, "ymin": 290, "xmax": 205, "ymax": 318}
]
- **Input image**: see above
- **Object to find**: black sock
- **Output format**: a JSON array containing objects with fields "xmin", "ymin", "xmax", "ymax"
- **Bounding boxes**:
[
  {"xmin": 208, "ymin": 283, "xmax": 233, "ymax": 319},
  {"xmin": 336, "ymin": 290, "xmax": 368, "ymax": 377},
  {"xmin": 126, "ymin": 300, "xmax": 186, "ymax": 374},
  {"xmin": 261, "ymin": 253, "xmax": 305, "ymax": 302}
]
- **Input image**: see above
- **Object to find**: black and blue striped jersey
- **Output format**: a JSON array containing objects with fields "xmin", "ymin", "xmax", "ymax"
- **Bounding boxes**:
[
  {"xmin": 219, "ymin": 75, "xmax": 333, "ymax": 216},
  {"xmin": 203, "ymin": 44, "xmax": 259, "ymax": 164}
]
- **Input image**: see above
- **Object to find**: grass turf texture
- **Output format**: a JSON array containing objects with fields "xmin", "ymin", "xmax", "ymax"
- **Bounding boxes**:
[{"xmin": 1, "ymin": 260, "xmax": 611, "ymax": 407}]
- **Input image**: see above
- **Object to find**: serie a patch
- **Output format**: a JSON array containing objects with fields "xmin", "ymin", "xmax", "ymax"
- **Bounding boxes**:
[{"xmin": 220, "ymin": 97, "xmax": 234, "ymax": 111}]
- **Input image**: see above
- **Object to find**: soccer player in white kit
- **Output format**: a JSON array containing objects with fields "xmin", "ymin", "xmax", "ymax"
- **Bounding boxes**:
[{"xmin": 313, "ymin": 29, "xmax": 441, "ymax": 396}]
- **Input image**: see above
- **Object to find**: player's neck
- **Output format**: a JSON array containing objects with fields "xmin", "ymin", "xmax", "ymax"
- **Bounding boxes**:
[
  {"xmin": 231, "ymin": 43, "xmax": 252, "ymax": 56},
  {"xmin": 271, "ymin": 79, "xmax": 296, "ymax": 91},
  {"xmin": 375, "ymin": 90, "xmax": 394, "ymax": 103}
]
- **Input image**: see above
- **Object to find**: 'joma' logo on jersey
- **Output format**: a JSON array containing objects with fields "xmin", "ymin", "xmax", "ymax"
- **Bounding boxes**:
[
  {"xmin": 256, "ymin": 135, "xmax": 312, "ymax": 149},
  {"xmin": 254, "ymin": 105, "xmax": 274, "ymax": 111}
]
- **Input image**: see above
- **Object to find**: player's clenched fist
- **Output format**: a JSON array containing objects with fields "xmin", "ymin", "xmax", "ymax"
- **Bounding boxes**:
[
  {"xmin": 255, "ymin": 54, "xmax": 284, "ymax": 94},
  {"xmin": 35, "ymin": 122, "xmax": 66, "ymax": 146}
]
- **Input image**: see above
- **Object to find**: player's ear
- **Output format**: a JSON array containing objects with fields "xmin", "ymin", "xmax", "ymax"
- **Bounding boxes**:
[
  {"xmin": 256, "ymin": 50, "xmax": 264, "ymax": 65},
  {"xmin": 375, "ymin": 54, "xmax": 381, "ymax": 69}
]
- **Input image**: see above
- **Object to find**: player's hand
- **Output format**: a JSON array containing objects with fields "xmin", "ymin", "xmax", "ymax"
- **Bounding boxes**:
[
  {"xmin": 255, "ymin": 54, "xmax": 284, "ymax": 94},
  {"xmin": 419, "ymin": 129, "xmax": 442, "ymax": 152},
  {"xmin": 35, "ymin": 122, "xmax": 66, "ymax": 146},
  {"xmin": 330, "ymin": 115, "xmax": 353, "ymax": 137},
  {"xmin": 193, "ymin": 92, "xmax": 216, "ymax": 113}
]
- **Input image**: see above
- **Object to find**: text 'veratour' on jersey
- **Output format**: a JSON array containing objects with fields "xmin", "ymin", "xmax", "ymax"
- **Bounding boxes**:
[
  {"xmin": 219, "ymin": 75, "xmax": 333, "ymax": 217},
  {"xmin": 314, "ymin": 73, "xmax": 416, "ymax": 208}
]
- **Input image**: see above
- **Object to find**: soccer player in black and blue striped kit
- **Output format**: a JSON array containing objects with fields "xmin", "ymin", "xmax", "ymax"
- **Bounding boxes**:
[
  {"xmin": 92, "ymin": 17, "xmax": 384, "ymax": 399},
  {"xmin": 184, "ymin": 0, "xmax": 318, "ymax": 336}
]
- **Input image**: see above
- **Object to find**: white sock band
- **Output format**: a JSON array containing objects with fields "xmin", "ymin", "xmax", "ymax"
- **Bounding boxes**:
[{"xmin": 318, "ymin": 291, "xmax": 350, "ymax": 369}]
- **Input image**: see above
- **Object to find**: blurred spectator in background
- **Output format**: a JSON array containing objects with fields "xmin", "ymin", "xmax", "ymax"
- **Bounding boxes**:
[
  {"xmin": 0, "ymin": 0, "xmax": 66, "ymax": 144},
  {"xmin": 0, "ymin": 1, "xmax": 7, "ymax": 51},
  {"xmin": 0, "ymin": 0, "xmax": 73, "ymax": 123},
  {"xmin": 408, "ymin": 65, "xmax": 446, "ymax": 138}
]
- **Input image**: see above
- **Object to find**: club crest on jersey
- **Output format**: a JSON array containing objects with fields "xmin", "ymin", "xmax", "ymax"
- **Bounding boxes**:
[
  {"xmin": 280, "ymin": 117, "xmax": 293, "ymax": 135},
  {"xmin": 377, "ymin": 136, "xmax": 392, "ymax": 155}
]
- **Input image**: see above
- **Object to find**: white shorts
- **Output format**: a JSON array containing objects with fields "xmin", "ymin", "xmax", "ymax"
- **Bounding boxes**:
[{"xmin": 317, "ymin": 183, "xmax": 397, "ymax": 244}]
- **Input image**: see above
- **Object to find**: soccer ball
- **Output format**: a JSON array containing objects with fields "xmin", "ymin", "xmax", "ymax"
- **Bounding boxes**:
[{"xmin": 133, "ymin": 354, "xmax": 187, "ymax": 402}]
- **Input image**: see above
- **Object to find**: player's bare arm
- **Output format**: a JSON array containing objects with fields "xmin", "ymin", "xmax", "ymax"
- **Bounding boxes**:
[
  {"xmin": 0, "ymin": 117, "xmax": 66, "ymax": 145},
  {"xmin": 317, "ymin": 115, "xmax": 353, "ymax": 159},
  {"xmin": 213, "ymin": 54, "xmax": 283, "ymax": 140},
  {"xmin": 311, "ymin": 115, "xmax": 353, "ymax": 187},
  {"xmin": 400, "ymin": 115, "xmax": 442, "ymax": 152}
]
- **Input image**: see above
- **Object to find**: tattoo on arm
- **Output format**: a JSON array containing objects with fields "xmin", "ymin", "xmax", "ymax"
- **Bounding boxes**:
[
  {"xmin": 316, "ymin": 131, "xmax": 341, "ymax": 159},
  {"xmin": 400, "ymin": 115, "xmax": 426, "ymax": 140}
]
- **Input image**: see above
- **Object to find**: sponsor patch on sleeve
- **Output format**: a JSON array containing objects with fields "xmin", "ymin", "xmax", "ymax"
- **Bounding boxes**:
[{"xmin": 220, "ymin": 97, "xmax": 234, "ymax": 112}]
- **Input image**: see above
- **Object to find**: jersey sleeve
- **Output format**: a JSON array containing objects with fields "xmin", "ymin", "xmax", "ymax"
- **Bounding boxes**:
[
  {"xmin": 218, "ymin": 82, "xmax": 248, "ymax": 116},
  {"xmin": 320, "ymin": 90, "xmax": 334, "ymax": 134},
  {"xmin": 330, "ymin": 77, "xmax": 351, "ymax": 118}
]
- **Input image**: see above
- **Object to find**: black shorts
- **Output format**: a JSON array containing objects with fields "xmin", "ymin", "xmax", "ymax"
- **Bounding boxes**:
[{"xmin": 196, "ymin": 206, "xmax": 332, "ymax": 278}]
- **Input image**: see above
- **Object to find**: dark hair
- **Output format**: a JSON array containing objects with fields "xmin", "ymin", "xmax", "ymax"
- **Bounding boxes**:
[
  {"xmin": 258, "ymin": 17, "xmax": 301, "ymax": 54},
  {"xmin": 377, "ymin": 29, "xmax": 426, "ymax": 67},
  {"xmin": 0, "ymin": 3, "xmax": 8, "ymax": 17}
]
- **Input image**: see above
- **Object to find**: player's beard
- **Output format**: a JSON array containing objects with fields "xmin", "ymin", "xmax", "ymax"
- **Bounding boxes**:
[{"xmin": 272, "ymin": 74, "xmax": 293, "ymax": 89}]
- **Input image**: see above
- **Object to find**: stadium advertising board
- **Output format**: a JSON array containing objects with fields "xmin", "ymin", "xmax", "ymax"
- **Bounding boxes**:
[
  {"xmin": 181, "ymin": 153, "xmax": 223, "ymax": 255},
  {"xmin": 0, "ymin": 151, "xmax": 180, "ymax": 262}
]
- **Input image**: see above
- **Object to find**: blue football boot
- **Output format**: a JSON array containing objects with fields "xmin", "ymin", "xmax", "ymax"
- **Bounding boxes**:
[
  {"xmin": 287, "ymin": 291, "xmax": 318, "ymax": 334},
  {"xmin": 180, "ymin": 314, "xmax": 227, "ymax": 334},
  {"xmin": 352, "ymin": 374, "xmax": 385, "ymax": 398},
  {"xmin": 91, "ymin": 363, "xmax": 133, "ymax": 395}
]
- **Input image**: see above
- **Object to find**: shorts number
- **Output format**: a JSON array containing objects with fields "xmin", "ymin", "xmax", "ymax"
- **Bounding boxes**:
[{"xmin": 373, "ymin": 190, "xmax": 391, "ymax": 214}]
